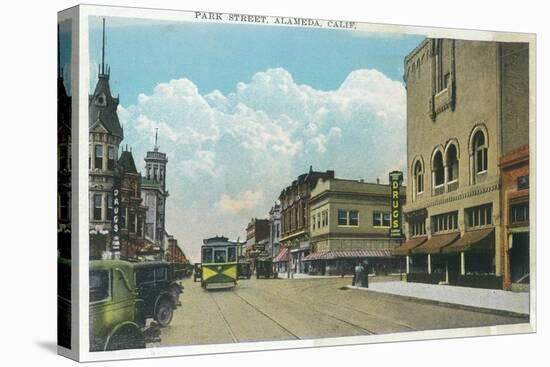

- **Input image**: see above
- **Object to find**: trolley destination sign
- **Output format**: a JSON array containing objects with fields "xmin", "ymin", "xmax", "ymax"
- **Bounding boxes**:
[{"xmin": 389, "ymin": 171, "xmax": 403, "ymax": 239}]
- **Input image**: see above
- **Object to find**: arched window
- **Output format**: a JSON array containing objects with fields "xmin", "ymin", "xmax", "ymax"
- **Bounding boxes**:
[
  {"xmin": 473, "ymin": 131, "xmax": 488, "ymax": 174},
  {"xmin": 414, "ymin": 160, "xmax": 424, "ymax": 194},
  {"xmin": 446, "ymin": 144, "xmax": 459, "ymax": 182},
  {"xmin": 433, "ymin": 151, "xmax": 444, "ymax": 187}
]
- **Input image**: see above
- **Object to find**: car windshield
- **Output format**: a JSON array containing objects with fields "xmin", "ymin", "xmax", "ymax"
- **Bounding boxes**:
[{"xmin": 90, "ymin": 270, "xmax": 109, "ymax": 302}]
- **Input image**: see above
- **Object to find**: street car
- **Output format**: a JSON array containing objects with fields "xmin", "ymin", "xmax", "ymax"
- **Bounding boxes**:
[
  {"xmin": 201, "ymin": 236, "xmax": 238, "ymax": 289},
  {"xmin": 89, "ymin": 260, "xmax": 146, "ymax": 351},
  {"xmin": 237, "ymin": 261, "xmax": 252, "ymax": 279},
  {"xmin": 256, "ymin": 258, "xmax": 276, "ymax": 279},
  {"xmin": 133, "ymin": 261, "xmax": 183, "ymax": 327}
]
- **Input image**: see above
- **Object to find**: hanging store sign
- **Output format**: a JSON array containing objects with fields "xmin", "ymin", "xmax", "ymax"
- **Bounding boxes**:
[
  {"xmin": 111, "ymin": 176, "xmax": 121, "ymax": 256},
  {"xmin": 389, "ymin": 171, "xmax": 403, "ymax": 239}
]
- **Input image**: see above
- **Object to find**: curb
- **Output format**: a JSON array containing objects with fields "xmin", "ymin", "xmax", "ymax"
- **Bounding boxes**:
[{"xmin": 344, "ymin": 285, "xmax": 530, "ymax": 319}]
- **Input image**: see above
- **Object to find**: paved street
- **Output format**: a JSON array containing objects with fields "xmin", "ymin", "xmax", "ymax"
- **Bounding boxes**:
[{"xmin": 154, "ymin": 276, "xmax": 528, "ymax": 347}]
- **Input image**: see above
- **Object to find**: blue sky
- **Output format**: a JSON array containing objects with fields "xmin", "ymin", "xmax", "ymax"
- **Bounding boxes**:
[{"xmin": 88, "ymin": 16, "xmax": 424, "ymax": 261}]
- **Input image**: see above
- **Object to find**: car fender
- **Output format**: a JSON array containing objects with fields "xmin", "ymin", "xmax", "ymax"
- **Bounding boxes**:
[{"xmin": 103, "ymin": 321, "xmax": 142, "ymax": 351}]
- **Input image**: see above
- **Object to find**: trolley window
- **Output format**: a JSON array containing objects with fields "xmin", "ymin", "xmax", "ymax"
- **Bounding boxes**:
[
  {"xmin": 202, "ymin": 247, "xmax": 213, "ymax": 263},
  {"xmin": 228, "ymin": 247, "xmax": 237, "ymax": 262},
  {"xmin": 214, "ymin": 249, "xmax": 227, "ymax": 263}
]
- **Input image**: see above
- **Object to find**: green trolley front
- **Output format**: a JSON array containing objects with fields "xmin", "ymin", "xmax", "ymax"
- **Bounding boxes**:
[{"xmin": 200, "ymin": 236, "xmax": 238, "ymax": 289}]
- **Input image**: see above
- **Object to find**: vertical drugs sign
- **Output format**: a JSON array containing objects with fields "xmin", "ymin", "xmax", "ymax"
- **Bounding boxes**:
[
  {"xmin": 389, "ymin": 171, "xmax": 403, "ymax": 239},
  {"xmin": 111, "ymin": 175, "xmax": 121, "ymax": 259}
]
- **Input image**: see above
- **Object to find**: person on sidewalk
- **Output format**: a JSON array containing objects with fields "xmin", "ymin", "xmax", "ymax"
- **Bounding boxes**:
[
  {"xmin": 361, "ymin": 259, "xmax": 369, "ymax": 288},
  {"xmin": 353, "ymin": 261, "xmax": 363, "ymax": 286}
]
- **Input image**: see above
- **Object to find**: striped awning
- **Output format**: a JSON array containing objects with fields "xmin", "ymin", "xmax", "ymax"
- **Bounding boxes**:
[
  {"xmin": 411, "ymin": 232, "xmax": 460, "ymax": 254},
  {"xmin": 303, "ymin": 249, "xmax": 393, "ymax": 261},
  {"xmin": 273, "ymin": 247, "xmax": 290, "ymax": 263}
]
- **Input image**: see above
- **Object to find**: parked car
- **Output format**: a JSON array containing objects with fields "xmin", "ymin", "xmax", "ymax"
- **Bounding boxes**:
[
  {"xmin": 133, "ymin": 261, "xmax": 183, "ymax": 327},
  {"xmin": 193, "ymin": 263, "xmax": 202, "ymax": 282},
  {"xmin": 89, "ymin": 260, "xmax": 145, "ymax": 351},
  {"xmin": 237, "ymin": 261, "xmax": 252, "ymax": 279},
  {"xmin": 256, "ymin": 258, "xmax": 276, "ymax": 279}
]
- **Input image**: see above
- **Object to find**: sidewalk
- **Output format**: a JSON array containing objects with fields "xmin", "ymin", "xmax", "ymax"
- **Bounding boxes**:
[{"xmin": 348, "ymin": 281, "xmax": 530, "ymax": 316}]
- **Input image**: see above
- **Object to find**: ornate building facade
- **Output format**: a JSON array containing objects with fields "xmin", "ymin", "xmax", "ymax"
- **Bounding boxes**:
[{"xmin": 395, "ymin": 39, "xmax": 529, "ymax": 289}]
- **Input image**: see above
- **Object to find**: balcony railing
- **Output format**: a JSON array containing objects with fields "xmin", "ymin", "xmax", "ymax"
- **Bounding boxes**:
[
  {"xmin": 433, "ymin": 185, "xmax": 445, "ymax": 196},
  {"xmin": 447, "ymin": 180, "xmax": 459, "ymax": 192}
]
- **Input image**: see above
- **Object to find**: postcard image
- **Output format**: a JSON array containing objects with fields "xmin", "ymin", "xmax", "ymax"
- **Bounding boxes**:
[{"xmin": 57, "ymin": 5, "xmax": 534, "ymax": 361}]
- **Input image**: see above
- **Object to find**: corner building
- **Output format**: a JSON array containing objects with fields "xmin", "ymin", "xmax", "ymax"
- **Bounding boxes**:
[{"xmin": 396, "ymin": 39, "xmax": 529, "ymax": 289}]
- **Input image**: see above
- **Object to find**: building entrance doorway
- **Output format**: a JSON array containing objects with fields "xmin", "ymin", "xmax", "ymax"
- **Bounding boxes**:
[{"xmin": 509, "ymin": 232, "xmax": 529, "ymax": 283}]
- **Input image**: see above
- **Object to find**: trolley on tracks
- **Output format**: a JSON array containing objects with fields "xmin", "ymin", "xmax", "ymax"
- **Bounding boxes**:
[{"xmin": 200, "ymin": 236, "xmax": 238, "ymax": 289}]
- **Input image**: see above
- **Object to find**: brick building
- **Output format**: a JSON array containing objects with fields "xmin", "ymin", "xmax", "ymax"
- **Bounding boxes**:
[{"xmin": 278, "ymin": 167, "xmax": 335, "ymax": 274}]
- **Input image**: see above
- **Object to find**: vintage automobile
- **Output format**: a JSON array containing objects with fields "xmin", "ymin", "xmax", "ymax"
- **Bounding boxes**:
[
  {"xmin": 237, "ymin": 261, "xmax": 252, "ymax": 279},
  {"xmin": 193, "ymin": 263, "xmax": 202, "ymax": 282},
  {"xmin": 133, "ymin": 261, "xmax": 183, "ymax": 327},
  {"xmin": 256, "ymin": 258, "xmax": 276, "ymax": 279},
  {"xmin": 89, "ymin": 260, "xmax": 146, "ymax": 352}
]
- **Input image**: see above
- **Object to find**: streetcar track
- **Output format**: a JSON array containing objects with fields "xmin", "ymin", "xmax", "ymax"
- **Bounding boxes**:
[
  {"xmin": 257, "ymin": 280, "xmax": 417, "ymax": 333},
  {"xmin": 238, "ymin": 286, "xmax": 377, "ymax": 336},
  {"xmin": 231, "ymin": 291, "xmax": 301, "ymax": 340},
  {"xmin": 208, "ymin": 291, "xmax": 239, "ymax": 343}
]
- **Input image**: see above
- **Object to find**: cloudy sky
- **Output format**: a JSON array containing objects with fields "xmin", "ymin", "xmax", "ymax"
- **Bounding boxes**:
[{"xmin": 89, "ymin": 16, "xmax": 424, "ymax": 262}]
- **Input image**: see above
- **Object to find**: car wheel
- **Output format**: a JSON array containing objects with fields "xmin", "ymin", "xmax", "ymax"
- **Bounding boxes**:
[
  {"xmin": 155, "ymin": 299, "xmax": 174, "ymax": 327},
  {"xmin": 105, "ymin": 326, "xmax": 145, "ymax": 351}
]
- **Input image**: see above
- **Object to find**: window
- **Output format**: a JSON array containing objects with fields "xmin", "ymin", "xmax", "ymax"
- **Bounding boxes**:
[
  {"xmin": 202, "ymin": 247, "xmax": 213, "ymax": 263},
  {"xmin": 411, "ymin": 219, "xmax": 426, "ymax": 237},
  {"xmin": 349, "ymin": 210, "xmax": 359, "ymax": 226},
  {"xmin": 466, "ymin": 204, "xmax": 492, "ymax": 229},
  {"xmin": 137, "ymin": 218, "xmax": 142, "ymax": 237},
  {"xmin": 373, "ymin": 211, "xmax": 390, "ymax": 227},
  {"xmin": 129, "ymin": 214, "xmax": 136, "ymax": 233},
  {"xmin": 107, "ymin": 146, "xmax": 115, "ymax": 170},
  {"xmin": 106, "ymin": 194, "xmax": 113, "ymax": 221},
  {"xmin": 135, "ymin": 268, "xmax": 155, "ymax": 285},
  {"xmin": 153, "ymin": 167, "xmax": 158, "ymax": 181},
  {"xmin": 214, "ymin": 249, "xmax": 227, "ymax": 263},
  {"xmin": 433, "ymin": 151, "xmax": 444, "ymax": 187},
  {"xmin": 431, "ymin": 211, "xmax": 458, "ymax": 234},
  {"xmin": 160, "ymin": 168, "xmax": 164, "ymax": 181},
  {"xmin": 414, "ymin": 160, "xmax": 424, "ymax": 194},
  {"xmin": 473, "ymin": 131, "xmax": 488, "ymax": 174},
  {"xmin": 90, "ymin": 270, "xmax": 110, "ymax": 302},
  {"xmin": 446, "ymin": 144, "xmax": 459, "ymax": 182},
  {"xmin": 94, "ymin": 145, "xmax": 103, "ymax": 170},
  {"xmin": 155, "ymin": 267, "xmax": 167, "ymax": 281},
  {"xmin": 510, "ymin": 203, "xmax": 528, "ymax": 225},
  {"xmin": 93, "ymin": 194, "xmax": 102, "ymax": 221},
  {"xmin": 228, "ymin": 247, "xmax": 237, "ymax": 262},
  {"xmin": 317, "ymin": 213, "xmax": 321, "ymax": 228},
  {"xmin": 312, "ymin": 215, "xmax": 316, "ymax": 230},
  {"xmin": 120, "ymin": 205, "xmax": 126, "ymax": 228},
  {"xmin": 338, "ymin": 210, "xmax": 348, "ymax": 225}
]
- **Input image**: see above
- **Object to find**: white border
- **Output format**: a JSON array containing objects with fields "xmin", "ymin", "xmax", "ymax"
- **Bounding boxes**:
[{"xmin": 65, "ymin": 4, "xmax": 536, "ymax": 362}]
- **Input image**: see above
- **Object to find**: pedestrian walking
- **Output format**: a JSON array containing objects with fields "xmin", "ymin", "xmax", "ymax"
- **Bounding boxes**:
[{"xmin": 361, "ymin": 259, "xmax": 369, "ymax": 288}]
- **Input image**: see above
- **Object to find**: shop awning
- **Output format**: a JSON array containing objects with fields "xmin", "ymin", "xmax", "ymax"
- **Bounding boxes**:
[
  {"xmin": 392, "ymin": 236, "xmax": 428, "ymax": 256},
  {"xmin": 442, "ymin": 228, "xmax": 494, "ymax": 254},
  {"xmin": 303, "ymin": 249, "xmax": 393, "ymax": 261},
  {"xmin": 411, "ymin": 232, "xmax": 460, "ymax": 254},
  {"xmin": 273, "ymin": 248, "xmax": 290, "ymax": 263}
]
